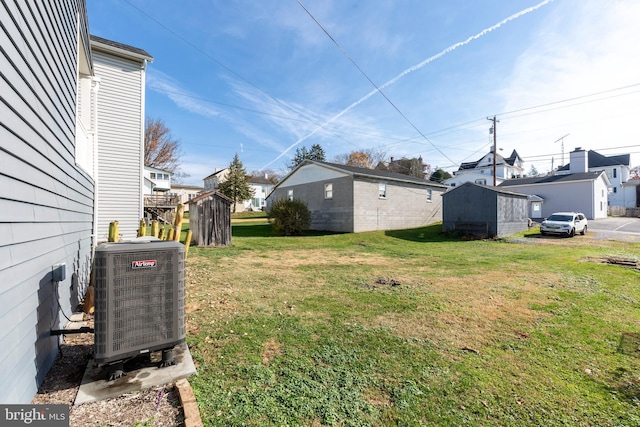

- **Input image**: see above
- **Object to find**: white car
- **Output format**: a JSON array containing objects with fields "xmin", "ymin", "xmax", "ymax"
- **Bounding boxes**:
[{"xmin": 540, "ymin": 212, "xmax": 588, "ymax": 237}]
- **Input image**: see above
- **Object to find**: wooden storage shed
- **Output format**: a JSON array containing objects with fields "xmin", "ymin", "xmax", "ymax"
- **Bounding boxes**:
[
  {"xmin": 188, "ymin": 190, "xmax": 232, "ymax": 246},
  {"xmin": 442, "ymin": 182, "xmax": 529, "ymax": 238}
]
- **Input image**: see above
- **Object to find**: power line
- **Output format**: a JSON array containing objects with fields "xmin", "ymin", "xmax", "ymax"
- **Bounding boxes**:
[
  {"xmin": 122, "ymin": 0, "xmax": 361, "ymax": 151},
  {"xmin": 295, "ymin": 0, "xmax": 458, "ymax": 166}
]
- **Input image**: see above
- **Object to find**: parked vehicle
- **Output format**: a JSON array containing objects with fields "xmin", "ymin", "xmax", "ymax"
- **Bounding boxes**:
[{"xmin": 540, "ymin": 212, "xmax": 588, "ymax": 237}]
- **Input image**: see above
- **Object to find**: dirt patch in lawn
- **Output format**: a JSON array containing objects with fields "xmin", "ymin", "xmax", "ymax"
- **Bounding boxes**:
[
  {"xmin": 585, "ymin": 256, "xmax": 640, "ymax": 270},
  {"xmin": 369, "ymin": 271, "xmax": 557, "ymax": 352}
]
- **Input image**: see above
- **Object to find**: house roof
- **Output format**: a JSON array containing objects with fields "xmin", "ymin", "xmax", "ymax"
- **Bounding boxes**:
[
  {"xmin": 171, "ymin": 184, "xmax": 204, "ymax": 191},
  {"xmin": 249, "ymin": 175, "xmax": 273, "ymax": 185},
  {"xmin": 458, "ymin": 149, "xmax": 522, "ymax": 171},
  {"xmin": 90, "ymin": 35, "xmax": 153, "ymax": 62},
  {"xmin": 291, "ymin": 160, "xmax": 448, "ymax": 188},
  {"xmin": 557, "ymin": 149, "xmax": 631, "ymax": 171},
  {"xmin": 188, "ymin": 190, "xmax": 233, "ymax": 204},
  {"xmin": 203, "ymin": 168, "xmax": 229, "ymax": 180},
  {"xmin": 498, "ymin": 171, "xmax": 609, "ymax": 187},
  {"xmin": 443, "ymin": 181, "xmax": 529, "ymax": 198},
  {"xmin": 144, "ymin": 165, "xmax": 171, "ymax": 174}
]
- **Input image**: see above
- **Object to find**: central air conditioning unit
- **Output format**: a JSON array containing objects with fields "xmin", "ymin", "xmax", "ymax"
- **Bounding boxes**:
[{"xmin": 93, "ymin": 238, "xmax": 186, "ymax": 379}]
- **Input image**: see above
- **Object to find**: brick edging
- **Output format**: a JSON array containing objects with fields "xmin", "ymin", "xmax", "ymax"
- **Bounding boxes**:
[{"xmin": 176, "ymin": 378, "xmax": 203, "ymax": 427}]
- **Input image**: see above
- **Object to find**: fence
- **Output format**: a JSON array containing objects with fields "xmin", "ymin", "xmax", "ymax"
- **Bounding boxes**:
[{"xmin": 608, "ymin": 206, "xmax": 640, "ymax": 217}]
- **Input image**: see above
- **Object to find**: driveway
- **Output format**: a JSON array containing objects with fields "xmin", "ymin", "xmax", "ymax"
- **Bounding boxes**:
[{"xmin": 586, "ymin": 217, "xmax": 640, "ymax": 242}]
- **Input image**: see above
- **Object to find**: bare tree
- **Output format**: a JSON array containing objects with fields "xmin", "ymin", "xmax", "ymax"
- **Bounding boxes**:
[{"xmin": 144, "ymin": 117, "xmax": 187, "ymax": 181}]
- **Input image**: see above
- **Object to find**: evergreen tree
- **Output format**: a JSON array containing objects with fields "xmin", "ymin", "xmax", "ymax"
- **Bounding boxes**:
[
  {"xmin": 289, "ymin": 144, "xmax": 326, "ymax": 169},
  {"xmin": 528, "ymin": 165, "xmax": 539, "ymax": 177},
  {"xmin": 218, "ymin": 153, "xmax": 254, "ymax": 213},
  {"xmin": 308, "ymin": 144, "xmax": 326, "ymax": 162},
  {"xmin": 429, "ymin": 168, "xmax": 452, "ymax": 183}
]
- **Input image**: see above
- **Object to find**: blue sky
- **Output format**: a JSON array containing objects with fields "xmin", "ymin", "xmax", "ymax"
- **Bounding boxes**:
[{"xmin": 87, "ymin": 0, "xmax": 640, "ymax": 186}]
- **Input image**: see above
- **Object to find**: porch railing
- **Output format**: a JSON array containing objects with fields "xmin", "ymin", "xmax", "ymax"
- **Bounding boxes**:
[{"xmin": 144, "ymin": 194, "xmax": 180, "ymax": 207}]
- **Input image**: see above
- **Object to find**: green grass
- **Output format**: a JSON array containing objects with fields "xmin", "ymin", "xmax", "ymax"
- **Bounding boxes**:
[{"xmin": 185, "ymin": 223, "xmax": 640, "ymax": 426}]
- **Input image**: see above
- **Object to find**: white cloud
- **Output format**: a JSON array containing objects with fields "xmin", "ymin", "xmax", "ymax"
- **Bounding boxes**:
[
  {"xmin": 500, "ymin": 0, "xmax": 640, "ymax": 171},
  {"xmin": 146, "ymin": 69, "xmax": 221, "ymax": 119}
]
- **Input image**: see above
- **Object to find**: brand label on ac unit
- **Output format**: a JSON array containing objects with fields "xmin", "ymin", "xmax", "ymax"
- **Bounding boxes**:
[{"xmin": 131, "ymin": 260, "xmax": 157, "ymax": 269}]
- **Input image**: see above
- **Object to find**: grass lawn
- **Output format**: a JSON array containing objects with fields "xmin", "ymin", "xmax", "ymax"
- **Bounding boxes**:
[{"xmin": 185, "ymin": 222, "xmax": 640, "ymax": 426}]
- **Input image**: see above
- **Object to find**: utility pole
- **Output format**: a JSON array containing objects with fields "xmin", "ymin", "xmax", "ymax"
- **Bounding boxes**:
[{"xmin": 487, "ymin": 116, "xmax": 499, "ymax": 186}]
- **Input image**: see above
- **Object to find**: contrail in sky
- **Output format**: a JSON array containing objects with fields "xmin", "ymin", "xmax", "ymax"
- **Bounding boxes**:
[{"xmin": 262, "ymin": 0, "xmax": 554, "ymax": 169}]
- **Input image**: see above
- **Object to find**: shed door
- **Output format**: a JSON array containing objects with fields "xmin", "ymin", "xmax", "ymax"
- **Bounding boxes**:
[{"xmin": 531, "ymin": 201, "xmax": 542, "ymax": 218}]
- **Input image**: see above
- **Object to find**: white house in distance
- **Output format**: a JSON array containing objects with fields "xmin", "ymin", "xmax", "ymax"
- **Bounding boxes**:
[
  {"xmin": 556, "ymin": 149, "xmax": 632, "ymax": 207},
  {"xmin": 171, "ymin": 184, "xmax": 205, "ymax": 212},
  {"xmin": 203, "ymin": 168, "xmax": 274, "ymax": 212},
  {"xmin": 499, "ymin": 148, "xmax": 610, "ymax": 220},
  {"xmin": 246, "ymin": 174, "xmax": 275, "ymax": 211},
  {"xmin": 143, "ymin": 165, "xmax": 171, "ymax": 196},
  {"xmin": 444, "ymin": 149, "xmax": 525, "ymax": 187},
  {"xmin": 203, "ymin": 168, "xmax": 229, "ymax": 192}
]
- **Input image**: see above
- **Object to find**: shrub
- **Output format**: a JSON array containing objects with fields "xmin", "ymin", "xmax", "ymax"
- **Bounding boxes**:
[{"xmin": 268, "ymin": 199, "xmax": 311, "ymax": 236}]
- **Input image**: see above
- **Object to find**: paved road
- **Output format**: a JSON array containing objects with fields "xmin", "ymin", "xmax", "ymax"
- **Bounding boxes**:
[{"xmin": 586, "ymin": 217, "xmax": 640, "ymax": 242}]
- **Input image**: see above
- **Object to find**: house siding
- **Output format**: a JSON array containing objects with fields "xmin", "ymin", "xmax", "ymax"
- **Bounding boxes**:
[
  {"xmin": 269, "ymin": 176, "xmax": 355, "ymax": 232},
  {"xmin": 501, "ymin": 179, "xmax": 608, "ymax": 220},
  {"xmin": 309, "ymin": 176, "xmax": 354, "ymax": 232},
  {"xmin": 0, "ymin": 0, "xmax": 94, "ymax": 403},
  {"xmin": 92, "ymin": 48, "xmax": 146, "ymax": 241},
  {"xmin": 268, "ymin": 162, "xmax": 445, "ymax": 233},
  {"xmin": 497, "ymin": 194, "xmax": 530, "ymax": 236},
  {"xmin": 353, "ymin": 178, "xmax": 443, "ymax": 233}
]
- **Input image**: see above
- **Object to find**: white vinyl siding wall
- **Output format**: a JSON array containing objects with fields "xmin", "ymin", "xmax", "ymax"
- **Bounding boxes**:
[
  {"xmin": 0, "ymin": 0, "xmax": 94, "ymax": 403},
  {"xmin": 92, "ymin": 49, "xmax": 145, "ymax": 240}
]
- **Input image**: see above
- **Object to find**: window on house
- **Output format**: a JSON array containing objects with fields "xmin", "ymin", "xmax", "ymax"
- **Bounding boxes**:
[
  {"xmin": 324, "ymin": 183, "xmax": 333, "ymax": 199},
  {"xmin": 475, "ymin": 179, "xmax": 486, "ymax": 185},
  {"xmin": 287, "ymin": 189, "xmax": 293, "ymax": 201},
  {"xmin": 426, "ymin": 189, "xmax": 432, "ymax": 202},
  {"xmin": 613, "ymin": 187, "xmax": 617, "ymax": 193},
  {"xmin": 613, "ymin": 168, "xmax": 617, "ymax": 178},
  {"xmin": 150, "ymin": 173, "xmax": 156, "ymax": 179},
  {"xmin": 378, "ymin": 183, "xmax": 386, "ymax": 198}
]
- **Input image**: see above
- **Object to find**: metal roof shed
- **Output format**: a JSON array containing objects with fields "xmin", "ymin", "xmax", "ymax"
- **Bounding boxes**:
[{"xmin": 442, "ymin": 182, "xmax": 530, "ymax": 238}]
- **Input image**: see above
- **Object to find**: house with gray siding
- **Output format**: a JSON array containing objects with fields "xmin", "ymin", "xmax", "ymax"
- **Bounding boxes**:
[
  {"xmin": 267, "ymin": 161, "xmax": 446, "ymax": 233},
  {"xmin": 442, "ymin": 182, "xmax": 530, "ymax": 238},
  {"xmin": 0, "ymin": 0, "xmax": 94, "ymax": 403},
  {"xmin": 500, "ymin": 148, "xmax": 611, "ymax": 220},
  {"xmin": 90, "ymin": 35, "xmax": 153, "ymax": 241}
]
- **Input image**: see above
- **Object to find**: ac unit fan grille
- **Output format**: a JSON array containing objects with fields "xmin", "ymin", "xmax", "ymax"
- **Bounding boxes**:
[{"xmin": 94, "ymin": 241, "xmax": 186, "ymax": 364}]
